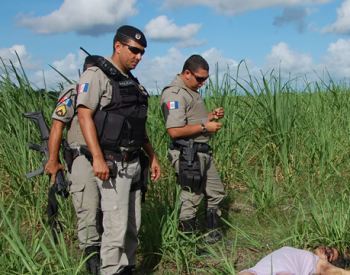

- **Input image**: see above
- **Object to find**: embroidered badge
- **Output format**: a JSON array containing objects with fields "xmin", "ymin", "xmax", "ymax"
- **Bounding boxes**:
[
  {"xmin": 167, "ymin": 101, "xmax": 178, "ymax": 110},
  {"xmin": 55, "ymin": 105, "xmax": 67, "ymax": 117},
  {"xmin": 135, "ymin": 33, "xmax": 141, "ymax": 40},
  {"xmin": 78, "ymin": 83, "xmax": 89, "ymax": 94}
]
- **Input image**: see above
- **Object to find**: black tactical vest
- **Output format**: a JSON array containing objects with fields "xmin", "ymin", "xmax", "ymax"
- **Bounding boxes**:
[{"xmin": 93, "ymin": 73, "xmax": 149, "ymax": 153}]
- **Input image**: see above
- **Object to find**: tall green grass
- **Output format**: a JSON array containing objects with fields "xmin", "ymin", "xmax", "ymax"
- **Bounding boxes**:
[{"xmin": 2, "ymin": 58, "xmax": 350, "ymax": 274}]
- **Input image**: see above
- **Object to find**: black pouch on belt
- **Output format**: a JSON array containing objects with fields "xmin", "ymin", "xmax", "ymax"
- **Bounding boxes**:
[{"xmin": 178, "ymin": 153, "xmax": 201, "ymax": 191}]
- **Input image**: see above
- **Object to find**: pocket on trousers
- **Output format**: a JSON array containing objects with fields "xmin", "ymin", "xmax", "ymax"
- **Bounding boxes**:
[
  {"xmin": 70, "ymin": 184, "xmax": 85, "ymax": 213},
  {"xmin": 168, "ymin": 149, "xmax": 180, "ymax": 171},
  {"xmin": 101, "ymin": 199, "xmax": 118, "ymax": 212}
]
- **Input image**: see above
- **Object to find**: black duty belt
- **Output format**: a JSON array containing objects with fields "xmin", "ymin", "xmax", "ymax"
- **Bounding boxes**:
[
  {"xmin": 170, "ymin": 142, "xmax": 211, "ymax": 153},
  {"xmin": 75, "ymin": 146, "xmax": 140, "ymax": 164},
  {"xmin": 106, "ymin": 149, "xmax": 140, "ymax": 162}
]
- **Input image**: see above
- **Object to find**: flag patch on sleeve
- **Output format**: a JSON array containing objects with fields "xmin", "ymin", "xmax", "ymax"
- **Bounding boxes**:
[
  {"xmin": 78, "ymin": 83, "xmax": 89, "ymax": 93},
  {"xmin": 64, "ymin": 99, "xmax": 72, "ymax": 107},
  {"xmin": 59, "ymin": 96, "xmax": 72, "ymax": 107},
  {"xmin": 167, "ymin": 101, "xmax": 178, "ymax": 110}
]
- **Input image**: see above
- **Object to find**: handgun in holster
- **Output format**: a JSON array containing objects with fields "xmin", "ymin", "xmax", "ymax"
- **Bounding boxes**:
[
  {"xmin": 80, "ymin": 145, "xmax": 117, "ymax": 178},
  {"xmin": 175, "ymin": 139, "xmax": 196, "ymax": 166},
  {"xmin": 174, "ymin": 139, "xmax": 202, "ymax": 191}
]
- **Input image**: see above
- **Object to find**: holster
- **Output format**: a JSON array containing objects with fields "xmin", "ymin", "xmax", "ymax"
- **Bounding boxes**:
[
  {"xmin": 130, "ymin": 150, "xmax": 149, "ymax": 202},
  {"xmin": 62, "ymin": 139, "xmax": 79, "ymax": 173},
  {"xmin": 104, "ymin": 155, "xmax": 117, "ymax": 178},
  {"xmin": 178, "ymin": 153, "xmax": 201, "ymax": 191}
]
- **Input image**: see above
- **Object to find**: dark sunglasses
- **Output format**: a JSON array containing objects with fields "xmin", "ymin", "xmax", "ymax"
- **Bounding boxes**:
[
  {"xmin": 325, "ymin": 246, "xmax": 335, "ymax": 261},
  {"xmin": 189, "ymin": 70, "xmax": 209, "ymax": 83},
  {"xmin": 119, "ymin": 41, "xmax": 145, "ymax": 56}
]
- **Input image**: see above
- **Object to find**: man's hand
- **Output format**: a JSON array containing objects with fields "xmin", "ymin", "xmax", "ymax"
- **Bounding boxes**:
[
  {"xmin": 150, "ymin": 157, "xmax": 161, "ymax": 181},
  {"xmin": 45, "ymin": 160, "xmax": 65, "ymax": 183},
  {"xmin": 212, "ymin": 107, "xmax": 225, "ymax": 120},
  {"xmin": 205, "ymin": 121, "xmax": 222, "ymax": 133},
  {"xmin": 93, "ymin": 156, "xmax": 110, "ymax": 181}
]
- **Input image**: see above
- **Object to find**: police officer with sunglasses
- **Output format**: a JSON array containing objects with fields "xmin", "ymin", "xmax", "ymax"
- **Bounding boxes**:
[
  {"xmin": 160, "ymin": 55, "xmax": 229, "ymax": 247},
  {"xmin": 75, "ymin": 25, "xmax": 161, "ymax": 275}
]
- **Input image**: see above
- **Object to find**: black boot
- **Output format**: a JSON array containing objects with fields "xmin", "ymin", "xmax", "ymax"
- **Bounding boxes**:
[
  {"xmin": 205, "ymin": 208, "xmax": 232, "ymax": 245},
  {"xmin": 120, "ymin": 265, "xmax": 135, "ymax": 275},
  {"xmin": 178, "ymin": 217, "xmax": 196, "ymax": 233},
  {"xmin": 84, "ymin": 246, "xmax": 101, "ymax": 275},
  {"xmin": 178, "ymin": 217, "xmax": 211, "ymax": 256}
]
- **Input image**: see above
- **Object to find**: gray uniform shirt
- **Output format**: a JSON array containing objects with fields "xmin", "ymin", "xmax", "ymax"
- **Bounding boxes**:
[
  {"xmin": 76, "ymin": 55, "xmax": 138, "ymax": 151},
  {"xmin": 160, "ymin": 75, "xmax": 212, "ymax": 143}
]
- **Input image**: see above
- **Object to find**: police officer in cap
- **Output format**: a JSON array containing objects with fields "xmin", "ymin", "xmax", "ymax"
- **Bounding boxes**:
[
  {"xmin": 77, "ymin": 25, "xmax": 161, "ymax": 275},
  {"xmin": 45, "ymin": 55, "xmax": 103, "ymax": 275}
]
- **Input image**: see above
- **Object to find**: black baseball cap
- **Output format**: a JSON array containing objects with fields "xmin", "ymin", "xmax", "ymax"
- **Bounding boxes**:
[{"xmin": 114, "ymin": 25, "xmax": 147, "ymax": 48}]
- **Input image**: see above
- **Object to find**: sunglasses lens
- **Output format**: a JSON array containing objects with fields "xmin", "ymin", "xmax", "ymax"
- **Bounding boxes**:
[
  {"xmin": 197, "ymin": 77, "xmax": 207, "ymax": 82},
  {"xmin": 189, "ymin": 70, "xmax": 208, "ymax": 83},
  {"xmin": 129, "ymin": 46, "xmax": 144, "ymax": 56},
  {"xmin": 120, "ymin": 41, "xmax": 145, "ymax": 56}
]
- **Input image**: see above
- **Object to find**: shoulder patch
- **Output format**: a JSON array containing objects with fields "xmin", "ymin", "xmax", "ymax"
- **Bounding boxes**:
[
  {"xmin": 167, "ymin": 101, "xmax": 179, "ymax": 110},
  {"xmin": 78, "ymin": 83, "xmax": 89, "ymax": 94},
  {"xmin": 55, "ymin": 105, "xmax": 67, "ymax": 117}
]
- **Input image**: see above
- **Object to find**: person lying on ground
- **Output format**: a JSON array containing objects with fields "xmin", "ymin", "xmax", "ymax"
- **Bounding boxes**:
[{"xmin": 239, "ymin": 246, "xmax": 350, "ymax": 275}]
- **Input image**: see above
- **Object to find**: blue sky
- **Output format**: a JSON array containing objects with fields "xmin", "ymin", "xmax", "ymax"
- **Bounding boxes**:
[{"xmin": 1, "ymin": 0, "xmax": 350, "ymax": 93}]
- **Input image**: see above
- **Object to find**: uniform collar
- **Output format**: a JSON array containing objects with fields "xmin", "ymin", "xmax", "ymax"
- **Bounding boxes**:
[
  {"xmin": 169, "ymin": 74, "xmax": 199, "ymax": 93},
  {"xmin": 105, "ymin": 55, "xmax": 129, "ymax": 78}
]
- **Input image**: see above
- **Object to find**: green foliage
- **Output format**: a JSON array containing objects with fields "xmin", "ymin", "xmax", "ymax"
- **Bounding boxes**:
[{"xmin": 2, "ymin": 57, "xmax": 350, "ymax": 274}]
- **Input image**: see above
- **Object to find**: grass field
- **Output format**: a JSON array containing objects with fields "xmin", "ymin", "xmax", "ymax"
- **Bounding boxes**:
[{"xmin": 1, "ymin": 59, "xmax": 350, "ymax": 274}]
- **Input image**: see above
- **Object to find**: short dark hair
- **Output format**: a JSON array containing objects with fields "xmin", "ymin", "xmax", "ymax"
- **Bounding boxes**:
[
  {"xmin": 113, "ymin": 34, "xmax": 130, "ymax": 53},
  {"xmin": 331, "ymin": 253, "xmax": 350, "ymax": 269},
  {"xmin": 181, "ymin": 55, "xmax": 209, "ymax": 74}
]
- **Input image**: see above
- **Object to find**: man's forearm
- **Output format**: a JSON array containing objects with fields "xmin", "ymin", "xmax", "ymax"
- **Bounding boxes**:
[
  {"xmin": 207, "ymin": 111, "xmax": 215, "ymax": 121},
  {"xmin": 48, "ymin": 120, "xmax": 65, "ymax": 161},
  {"xmin": 167, "ymin": 124, "xmax": 202, "ymax": 139},
  {"xmin": 77, "ymin": 107, "xmax": 104, "ymax": 160},
  {"xmin": 142, "ymin": 131, "xmax": 156, "ymax": 159}
]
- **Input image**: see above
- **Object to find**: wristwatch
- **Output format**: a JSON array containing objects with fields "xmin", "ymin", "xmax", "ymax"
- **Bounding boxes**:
[{"xmin": 201, "ymin": 123, "xmax": 207, "ymax": 133}]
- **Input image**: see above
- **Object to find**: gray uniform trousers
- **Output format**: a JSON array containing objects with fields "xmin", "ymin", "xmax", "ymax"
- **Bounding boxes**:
[
  {"xmin": 68, "ymin": 155, "xmax": 102, "ymax": 249},
  {"xmin": 168, "ymin": 149, "xmax": 226, "ymax": 220},
  {"xmin": 96, "ymin": 157, "xmax": 141, "ymax": 275}
]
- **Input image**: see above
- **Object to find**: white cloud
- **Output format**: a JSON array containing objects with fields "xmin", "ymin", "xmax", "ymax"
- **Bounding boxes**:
[
  {"xmin": 0, "ymin": 45, "xmax": 41, "ymax": 72},
  {"xmin": 16, "ymin": 0, "xmax": 138, "ymax": 36},
  {"xmin": 7, "ymin": 40, "xmax": 350, "ymax": 94},
  {"xmin": 135, "ymin": 47, "xmax": 240, "ymax": 93},
  {"xmin": 175, "ymin": 39, "xmax": 207, "ymax": 48},
  {"xmin": 202, "ymin": 47, "xmax": 239, "ymax": 72},
  {"xmin": 321, "ymin": 0, "xmax": 350, "ymax": 34},
  {"xmin": 144, "ymin": 15, "xmax": 202, "ymax": 42},
  {"xmin": 136, "ymin": 47, "xmax": 185, "ymax": 93},
  {"xmin": 263, "ymin": 42, "xmax": 315, "ymax": 78},
  {"xmin": 320, "ymin": 38, "xmax": 350, "ymax": 78},
  {"xmin": 29, "ymin": 51, "xmax": 86, "ymax": 90},
  {"xmin": 161, "ymin": 0, "xmax": 336, "ymax": 15}
]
